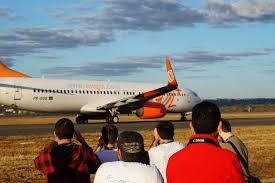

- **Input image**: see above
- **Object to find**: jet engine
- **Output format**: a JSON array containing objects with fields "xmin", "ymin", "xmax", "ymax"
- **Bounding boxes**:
[{"xmin": 136, "ymin": 102, "xmax": 166, "ymax": 119}]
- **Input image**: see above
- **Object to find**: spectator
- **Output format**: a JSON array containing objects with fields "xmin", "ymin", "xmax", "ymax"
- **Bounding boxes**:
[
  {"xmin": 94, "ymin": 124, "xmax": 119, "ymax": 163},
  {"xmin": 94, "ymin": 131, "xmax": 164, "ymax": 183},
  {"xmin": 166, "ymin": 101, "xmax": 245, "ymax": 183},
  {"xmin": 219, "ymin": 118, "xmax": 249, "ymax": 179},
  {"xmin": 148, "ymin": 121, "xmax": 185, "ymax": 182},
  {"xmin": 34, "ymin": 118, "xmax": 101, "ymax": 183}
]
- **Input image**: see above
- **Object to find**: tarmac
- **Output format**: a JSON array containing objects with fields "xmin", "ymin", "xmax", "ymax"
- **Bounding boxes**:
[{"xmin": 0, "ymin": 118, "xmax": 274, "ymax": 136}]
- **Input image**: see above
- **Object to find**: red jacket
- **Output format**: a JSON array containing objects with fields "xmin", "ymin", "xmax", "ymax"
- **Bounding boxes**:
[
  {"xmin": 166, "ymin": 134, "xmax": 245, "ymax": 183},
  {"xmin": 34, "ymin": 141, "xmax": 101, "ymax": 183}
]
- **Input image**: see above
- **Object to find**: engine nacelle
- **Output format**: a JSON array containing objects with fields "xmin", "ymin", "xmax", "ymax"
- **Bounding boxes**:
[{"xmin": 136, "ymin": 102, "xmax": 166, "ymax": 119}]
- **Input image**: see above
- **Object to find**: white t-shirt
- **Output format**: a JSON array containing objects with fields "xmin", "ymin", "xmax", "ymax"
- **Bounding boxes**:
[
  {"xmin": 96, "ymin": 149, "xmax": 118, "ymax": 163},
  {"xmin": 148, "ymin": 141, "xmax": 185, "ymax": 182},
  {"xmin": 94, "ymin": 161, "xmax": 164, "ymax": 183}
]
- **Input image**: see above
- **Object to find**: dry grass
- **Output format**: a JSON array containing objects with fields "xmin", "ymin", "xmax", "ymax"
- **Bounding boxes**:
[
  {"xmin": 0, "ymin": 125, "xmax": 274, "ymax": 183},
  {"xmin": 1, "ymin": 112, "xmax": 275, "ymax": 125}
]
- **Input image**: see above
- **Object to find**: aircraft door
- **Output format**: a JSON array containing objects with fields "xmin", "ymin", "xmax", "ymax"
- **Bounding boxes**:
[
  {"xmin": 14, "ymin": 87, "xmax": 22, "ymax": 100},
  {"xmin": 187, "ymin": 93, "xmax": 191, "ymax": 103}
]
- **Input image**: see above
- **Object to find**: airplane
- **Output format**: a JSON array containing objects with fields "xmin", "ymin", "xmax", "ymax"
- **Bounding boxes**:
[{"xmin": 0, "ymin": 58, "xmax": 202, "ymax": 124}]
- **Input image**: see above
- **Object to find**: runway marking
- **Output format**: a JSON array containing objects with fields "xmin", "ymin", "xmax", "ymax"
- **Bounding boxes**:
[{"xmin": 19, "ymin": 142, "xmax": 35, "ymax": 145}]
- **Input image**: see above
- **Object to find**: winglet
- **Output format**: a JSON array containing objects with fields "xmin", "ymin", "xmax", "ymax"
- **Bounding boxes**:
[
  {"xmin": 166, "ymin": 58, "xmax": 177, "ymax": 87},
  {"xmin": 0, "ymin": 61, "xmax": 31, "ymax": 78}
]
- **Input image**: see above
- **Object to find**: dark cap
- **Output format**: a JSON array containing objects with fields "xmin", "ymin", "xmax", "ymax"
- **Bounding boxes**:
[
  {"xmin": 117, "ymin": 131, "xmax": 144, "ymax": 153},
  {"xmin": 192, "ymin": 101, "xmax": 221, "ymax": 134},
  {"xmin": 117, "ymin": 131, "xmax": 149, "ymax": 164}
]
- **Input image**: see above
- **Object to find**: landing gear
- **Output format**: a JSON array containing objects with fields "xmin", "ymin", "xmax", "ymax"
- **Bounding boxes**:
[
  {"xmin": 180, "ymin": 112, "xmax": 187, "ymax": 121},
  {"xmin": 76, "ymin": 115, "xmax": 88, "ymax": 124},
  {"xmin": 106, "ymin": 114, "xmax": 119, "ymax": 124}
]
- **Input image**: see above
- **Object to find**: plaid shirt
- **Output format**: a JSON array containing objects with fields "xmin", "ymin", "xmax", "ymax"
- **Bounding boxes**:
[{"xmin": 34, "ymin": 141, "xmax": 101, "ymax": 183}]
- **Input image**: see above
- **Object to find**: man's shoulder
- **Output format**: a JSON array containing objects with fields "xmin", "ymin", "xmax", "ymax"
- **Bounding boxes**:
[
  {"xmin": 95, "ymin": 161, "xmax": 163, "ymax": 183},
  {"xmin": 149, "ymin": 141, "xmax": 185, "ymax": 153},
  {"xmin": 99, "ymin": 161, "xmax": 159, "ymax": 173}
]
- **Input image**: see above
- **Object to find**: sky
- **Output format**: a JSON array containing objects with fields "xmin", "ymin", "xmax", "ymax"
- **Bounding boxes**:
[{"xmin": 0, "ymin": 0, "xmax": 275, "ymax": 99}]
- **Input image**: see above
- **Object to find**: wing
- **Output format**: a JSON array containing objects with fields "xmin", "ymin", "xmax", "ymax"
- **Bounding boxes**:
[{"xmin": 96, "ymin": 58, "xmax": 178, "ymax": 111}]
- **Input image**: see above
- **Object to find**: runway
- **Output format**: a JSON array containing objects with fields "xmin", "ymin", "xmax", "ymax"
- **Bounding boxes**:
[{"xmin": 0, "ymin": 118, "xmax": 274, "ymax": 136}]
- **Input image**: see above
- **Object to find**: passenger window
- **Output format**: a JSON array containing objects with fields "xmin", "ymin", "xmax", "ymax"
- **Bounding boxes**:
[{"xmin": 107, "ymin": 91, "xmax": 109, "ymax": 94}]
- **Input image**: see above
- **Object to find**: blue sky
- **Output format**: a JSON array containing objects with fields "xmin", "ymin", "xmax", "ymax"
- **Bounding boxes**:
[{"xmin": 0, "ymin": 0, "xmax": 275, "ymax": 99}]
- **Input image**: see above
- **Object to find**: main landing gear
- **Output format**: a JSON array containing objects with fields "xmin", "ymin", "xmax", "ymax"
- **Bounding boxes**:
[
  {"xmin": 180, "ymin": 112, "xmax": 187, "ymax": 121},
  {"xmin": 106, "ymin": 113, "xmax": 119, "ymax": 124}
]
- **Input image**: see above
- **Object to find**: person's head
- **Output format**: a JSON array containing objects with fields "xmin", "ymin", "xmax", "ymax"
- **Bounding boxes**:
[
  {"xmin": 220, "ymin": 118, "xmax": 232, "ymax": 133},
  {"xmin": 117, "ymin": 131, "xmax": 149, "ymax": 165},
  {"xmin": 54, "ymin": 118, "xmax": 75, "ymax": 140},
  {"xmin": 191, "ymin": 101, "xmax": 221, "ymax": 135},
  {"xmin": 218, "ymin": 119, "xmax": 233, "ymax": 142},
  {"xmin": 101, "ymin": 124, "xmax": 118, "ymax": 145},
  {"xmin": 156, "ymin": 121, "xmax": 174, "ymax": 140}
]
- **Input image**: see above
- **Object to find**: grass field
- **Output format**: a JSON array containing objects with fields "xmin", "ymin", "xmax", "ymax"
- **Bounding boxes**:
[
  {"xmin": 1, "ymin": 112, "xmax": 275, "ymax": 125},
  {"xmin": 0, "ymin": 125, "xmax": 274, "ymax": 183}
]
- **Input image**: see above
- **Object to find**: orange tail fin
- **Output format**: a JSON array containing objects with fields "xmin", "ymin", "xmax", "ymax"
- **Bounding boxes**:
[
  {"xmin": 166, "ymin": 58, "xmax": 177, "ymax": 87},
  {"xmin": 0, "ymin": 62, "xmax": 31, "ymax": 78}
]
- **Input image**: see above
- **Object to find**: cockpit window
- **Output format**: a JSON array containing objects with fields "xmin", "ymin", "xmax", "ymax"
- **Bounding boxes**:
[{"xmin": 192, "ymin": 92, "xmax": 198, "ymax": 97}]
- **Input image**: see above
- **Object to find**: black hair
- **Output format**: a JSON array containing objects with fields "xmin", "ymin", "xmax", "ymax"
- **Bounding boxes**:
[
  {"xmin": 221, "ymin": 118, "xmax": 232, "ymax": 132},
  {"xmin": 117, "ymin": 131, "xmax": 149, "ymax": 165},
  {"xmin": 101, "ymin": 124, "xmax": 118, "ymax": 144},
  {"xmin": 156, "ymin": 121, "xmax": 174, "ymax": 140},
  {"xmin": 192, "ymin": 101, "xmax": 221, "ymax": 134},
  {"xmin": 55, "ymin": 118, "xmax": 74, "ymax": 140}
]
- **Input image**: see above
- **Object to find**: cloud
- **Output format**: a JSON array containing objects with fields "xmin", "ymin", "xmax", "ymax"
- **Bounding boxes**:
[
  {"xmin": 39, "ymin": 55, "xmax": 63, "ymax": 60},
  {"xmin": 0, "ymin": 6, "xmax": 24, "ymax": 21},
  {"xmin": 71, "ymin": 3, "xmax": 93, "ymax": 11},
  {"xmin": 204, "ymin": 0, "xmax": 275, "ymax": 27},
  {"xmin": 41, "ymin": 49, "xmax": 275, "ymax": 77},
  {"xmin": 68, "ymin": 0, "xmax": 205, "ymax": 31},
  {"xmin": 0, "ymin": 57, "xmax": 15, "ymax": 67},
  {"xmin": 0, "ymin": 27, "xmax": 113, "ymax": 57}
]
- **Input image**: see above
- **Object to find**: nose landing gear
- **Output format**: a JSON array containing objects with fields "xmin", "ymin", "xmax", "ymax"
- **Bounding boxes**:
[
  {"xmin": 76, "ymin": 114, "xmax": 88, "ymax": 124},
  {"xmin": 180, "ymin": 112, "xmax": 187, "ymax": 121}
]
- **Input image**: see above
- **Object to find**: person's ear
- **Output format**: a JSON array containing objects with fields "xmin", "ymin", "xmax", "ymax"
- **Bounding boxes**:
[
  {"xmin": 189, "ymin": 122, "xmax": 195, "ymax": 134},
  {"xmin": 117, "ymin": 148, "xmax": 122, "ymax": 161},
  {"xmin": 153, "ymin": 128, "xmax": 160, "ymax": 140},
  {"xmin": 217, "ymin": 121, "xmax": 222, "ymax": 133},
  {"xmin": 54, "ymin": 131, "xmax": 60, "ymax": 141}
]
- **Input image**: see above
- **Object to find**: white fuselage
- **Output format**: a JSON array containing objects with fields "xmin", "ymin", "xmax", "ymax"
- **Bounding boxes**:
[{"xmin": 0, "ymin": 78, "xmax": 201, "ymax": 114}]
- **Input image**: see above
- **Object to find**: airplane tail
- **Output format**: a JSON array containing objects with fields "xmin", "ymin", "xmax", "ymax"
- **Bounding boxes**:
[
  {"xmin": 0, "ymin": 61, "xmax": 31, "ymax": 78},
  {"xmin": 166, "ymin": 58, "xmax": 178, "ymax": 87}
]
